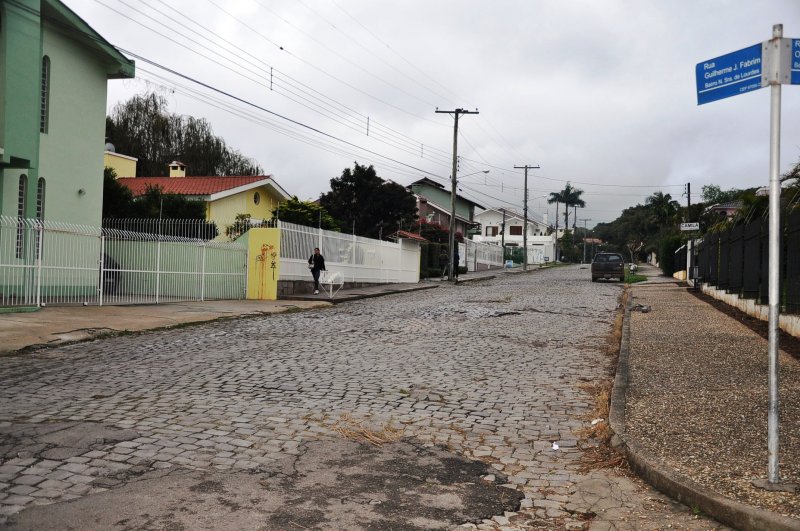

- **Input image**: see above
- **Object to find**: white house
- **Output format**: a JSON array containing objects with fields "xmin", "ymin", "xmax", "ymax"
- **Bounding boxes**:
[{"xmin": 472, "ymin": 207, "xmax": 556, "ymax": 264}]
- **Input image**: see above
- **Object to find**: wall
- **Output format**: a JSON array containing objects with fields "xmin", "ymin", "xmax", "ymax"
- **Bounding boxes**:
[
  {"xmin": 208, "ymin": 185, "xmax": 280, "ymax": 224},
  {"xmin": 38, "ymin": 20, "xmax": 108, "ymax": 227},
  {"xmin": 103, "ymin": 151, "xmax": 137, "ymax": 177},
  {"xmin": 701, "ymin": 284, "xmax": 800, "ymax": 338},
  {"xmin": 0, "ymin": 0, "xmax": 42, "ymax": 216},
  {"xmin": 278, "ymin": 221, "xmax": 420, "ymax": 285},
  {"xmin": 246, "ymin": 227, "xmax": 280, "ymax": 300},
  {"xmin": 412, "ymin": 183, "xmax": 472, "ymax": 220}
]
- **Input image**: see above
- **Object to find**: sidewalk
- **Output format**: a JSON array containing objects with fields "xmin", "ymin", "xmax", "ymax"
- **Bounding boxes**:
[{"xmin": 614, "ymin": 264, "xmax": 800, "ymax": 530}]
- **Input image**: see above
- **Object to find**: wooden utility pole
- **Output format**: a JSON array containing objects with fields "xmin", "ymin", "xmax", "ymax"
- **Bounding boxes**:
[
  {"xmin": 436, "ymin": 108, "xmax": 479, "ymax": 281},
  {"xmin": 514, "ymin": 164, "xmax": 540, "ymax": 271}
]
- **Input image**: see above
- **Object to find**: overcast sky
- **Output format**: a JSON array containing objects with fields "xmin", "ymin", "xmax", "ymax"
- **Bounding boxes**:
[{"xmin": 66, "ymin": 0, "xmax": 800, "ymax": 226}]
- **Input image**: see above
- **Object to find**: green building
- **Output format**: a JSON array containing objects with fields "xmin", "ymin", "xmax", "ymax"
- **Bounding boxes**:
[{"xmin": 0, "ymin": 0, "xmax": 134, "ymax": 227}]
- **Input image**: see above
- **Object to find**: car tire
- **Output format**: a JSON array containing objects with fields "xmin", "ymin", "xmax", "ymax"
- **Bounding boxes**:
[
  {"xmin": 592, "ymin": 276, "xmax": 598, "ymax": 282},
  {"xmin": 619, "ymin": 275, "xmax": 625, "ymax": 282}
]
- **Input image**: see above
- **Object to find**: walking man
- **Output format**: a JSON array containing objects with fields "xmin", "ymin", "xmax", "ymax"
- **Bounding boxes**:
[{"xmin": 308, "ymin": 247, "xmax": 326, "ymax": 294}]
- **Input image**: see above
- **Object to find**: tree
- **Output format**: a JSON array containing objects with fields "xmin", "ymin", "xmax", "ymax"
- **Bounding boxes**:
[
  {"xmin": 272, "ymin": 197, "xmax": 340, "ymax": 230},
  {"xmin": 701, "ymin": 184, "xmax": 741, "ymax": 205},
  {"xmin": 319, "ymin": 163, "xmax": 418, "ymax": 239},
  {"xmin": 548, "ymin": 182, "xmax": 585, "ymax": 259},
  {"xmin": 409, "ymin": 218, "xmax": 449, "ymax": 242},
  {"xmin": 645, "ymin": 191, "xmax": 680, "ymax": 226},
  {"xmin": 102, "ymin": 167, "xmax": 136, "ymax": 219},
  {"xmin": 106, "ymin": 92, "xmax": 262, "ymax": 177}
]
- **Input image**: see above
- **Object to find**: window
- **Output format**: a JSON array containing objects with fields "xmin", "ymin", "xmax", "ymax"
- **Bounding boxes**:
[
  {"xmin": 253, "ymin": 192, "xmax": 260, "ymax": 205},
  {"xmin": 16, "ymin": 175, "xmax": 27, "ymax": 258},
  {"xmin": 36, "ymin": 178, "xmax": 46, "ymax": 220},
  {"xmin": 509, "ymin": 225, "xmax": 522, "ymax": 236},
  {"xmin": 35, "ymin": 178, "xmax": 45, "ymax": 258},
  {"xmin": 40, "ymin": 56, "xmax": 50, "ymax": 134},
  {"xmin": 485, "ymin": 226, "xmax": 498, "ymax": 236}
]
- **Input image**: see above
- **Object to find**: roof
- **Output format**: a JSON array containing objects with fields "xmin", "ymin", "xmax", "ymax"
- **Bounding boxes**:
[
  {"xmin": 117, "ymin": 175, "xmax": 291, "ymax": 201},
  {"xmin": 394, "ymin": 230, "xmax": 427, "ymax": 242},
  {"xmin": 409, "ymin": 178, "xmax": 485, "ymax": 210},
  {"xmin": 43, "ymin": 0, "xmax": 135, "ymax": 79}
]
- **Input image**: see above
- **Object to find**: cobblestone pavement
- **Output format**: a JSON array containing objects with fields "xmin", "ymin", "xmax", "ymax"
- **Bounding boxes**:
[{"xmin": 1, "ymin": 266, "xmax": 724, "ymax": 529}]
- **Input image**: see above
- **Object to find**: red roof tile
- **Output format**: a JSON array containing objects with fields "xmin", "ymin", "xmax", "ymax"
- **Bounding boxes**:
[
  {"xmin": 395, "ymin": 230, "xmax": 427, "ymax": 242},
  {"xmin": 117, "ymin": 176, "xmax": 273, "ymax": 197}
]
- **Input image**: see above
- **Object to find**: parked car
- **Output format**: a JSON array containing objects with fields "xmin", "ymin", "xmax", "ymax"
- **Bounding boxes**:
[{"xmin": 591, "ymin": 252, "xmax": 625, "ymax": 282}]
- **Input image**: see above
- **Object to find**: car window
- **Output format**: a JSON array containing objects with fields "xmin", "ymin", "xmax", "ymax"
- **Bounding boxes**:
[
  {"xmin": 594, "ymin": 255, "xmax": 607, "ymax": 262},
  {"xmin": 608, "ymin": 255, "xmax": 622, "ymax": 262}
]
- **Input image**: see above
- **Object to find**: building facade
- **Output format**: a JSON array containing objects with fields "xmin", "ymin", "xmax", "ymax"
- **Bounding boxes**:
[
  {"xmin": 473, "ymin": 207, "xmax": 556, "ymax": 264},
  {"xmin": 1, "ymin": 0, "xmax": 134, "ymax": 227},
  {"xmin": 408, "ymin": 178, "xmax": 484, "ymax": 237}
]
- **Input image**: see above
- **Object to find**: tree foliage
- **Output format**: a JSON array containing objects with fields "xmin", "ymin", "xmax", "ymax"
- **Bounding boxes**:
[
  {"xmin": 409, "ymin": 219, "xmax": 449, "ymax": 243},
  {"xmin": 103, "ymin": 168, "xmax": 207, "ymax": 220},
  {"xmin": 548, "ymin": 182, "xmax": 586, "ymax": 230},
  {"xmin": 273, "ymin": 197, "xmax": 340, "ymax": 231},
  {"xmin": 319, "ymin": 163, "xmax": 418, "ymax": 239},
  {"xmin": 106, "ymin": 92, "xmax": 262, "ymax": 177}
]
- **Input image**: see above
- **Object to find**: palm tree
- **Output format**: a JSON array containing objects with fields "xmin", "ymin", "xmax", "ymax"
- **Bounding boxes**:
[
  {"xmin": 645, "ymin": 191, "xmax": 680, "ymax": 226},
  {"xmin": 549, "ymin": 183, "xmax": 586, "ymax": 234}
]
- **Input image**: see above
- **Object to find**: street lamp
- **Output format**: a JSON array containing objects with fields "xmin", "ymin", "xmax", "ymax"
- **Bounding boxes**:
[{"xmin": 449, "ymin": 169, "xmax": 489, "ymax": 281}]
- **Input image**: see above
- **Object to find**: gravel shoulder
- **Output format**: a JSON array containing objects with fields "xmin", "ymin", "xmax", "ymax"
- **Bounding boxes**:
[{"xmin": 626, "ymin": 281, "xmax": 800, "ymax": 521}]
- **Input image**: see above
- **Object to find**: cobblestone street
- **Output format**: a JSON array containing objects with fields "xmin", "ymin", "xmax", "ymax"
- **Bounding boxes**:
[{"xmin": 0, "ymin": 267, "xmax": 723, "ymax": 529}]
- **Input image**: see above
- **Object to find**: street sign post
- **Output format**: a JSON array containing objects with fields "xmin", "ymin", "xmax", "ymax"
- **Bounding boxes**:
[
  {"xmin": 696, "ymin": 25, "xmax": 798, "ymax": 491},
  {"xmin": 680, "ymin": 222, "xmax": 700, "ymax": 231},
  {"xmin": 696, "ymin": 43, "xmax": 763, "ymax": 105}
]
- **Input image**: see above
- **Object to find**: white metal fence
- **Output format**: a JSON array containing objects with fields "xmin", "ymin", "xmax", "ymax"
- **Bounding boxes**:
[
  {"xmin": 0, "ymin": 216, "xmax": 247, "ymax": 307},
  {"xmin": 463, "ymin": 239, "xmax": 504, "ymax": 271},
  {"xmin": 279, "ymin": 221, "xmax": 420, "ymax": 283}
]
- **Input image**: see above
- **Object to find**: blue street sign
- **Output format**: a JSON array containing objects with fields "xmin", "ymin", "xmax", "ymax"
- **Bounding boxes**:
[
  {"xmin": 793, "ymin": 39, "xmax": 800, "ymax": 84},
  {"xmin": 696, "ymin": 43, "xmax": 763, "ymax": 105}
]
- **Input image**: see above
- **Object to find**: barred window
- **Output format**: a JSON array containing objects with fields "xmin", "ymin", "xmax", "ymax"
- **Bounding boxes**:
[
  {"xmin": 16, "ymin": 175, "xmax": 27, "ymax": 258},
  {"xmin": 40, "ymin": 56, "xmax": 50, "ymax": 133},
  {"xmin": 35, "ymin": 178, "xmax": 46, "ymax": 258}
]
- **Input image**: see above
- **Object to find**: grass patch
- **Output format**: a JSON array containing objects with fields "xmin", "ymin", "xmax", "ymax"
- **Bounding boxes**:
[
  {"xmin": 625, "ymin": 272, "xmax": 647, "ymax": 283},
  {"xmin": 576, "ymin": 290, "xmax": 628, "ymax": 472},
  {"xmin": 330, "ymin": 413, "xmax": 403, "ymax": 447}
]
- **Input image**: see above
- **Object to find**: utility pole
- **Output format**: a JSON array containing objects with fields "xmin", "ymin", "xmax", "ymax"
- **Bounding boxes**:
[
  {"xmin": 579, "ymin": 218, "xmax": 592, "ymax": 263},
  {"xmin": 500, "ymin": 208, "xmax": 507, "ymax": 257},
  {"xmin": 514, "ymin": 164, "xmax": 540, "ymax": 271},
  {"xmin": 554, "ymin": 201, "xmax": 559, "ymax": 263},
  {"xmin": 436, "ymin": 107, "xmax": 479, "ymax": 281}
]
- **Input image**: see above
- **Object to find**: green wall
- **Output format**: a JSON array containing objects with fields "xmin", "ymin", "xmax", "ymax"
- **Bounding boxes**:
[
  {"xmin": 0, "ymin": 0, "xmax": 42, "ymax": 215},
  {"xmin": 411, "ymin": 183, "xmax": 473, "ymax": 220},
  {"xmin": 38, "ymin": 20, "xmax": 108, "ymax": 227}
]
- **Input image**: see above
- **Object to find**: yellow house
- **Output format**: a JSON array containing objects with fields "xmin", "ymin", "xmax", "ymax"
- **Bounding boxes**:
[
  {"xmin": 103, "ymin": 148, "xmax": 138, "ymax": 177},
  {"xmin": 116, "ymin": 162, "xmax": 291, "ymax": 223}
]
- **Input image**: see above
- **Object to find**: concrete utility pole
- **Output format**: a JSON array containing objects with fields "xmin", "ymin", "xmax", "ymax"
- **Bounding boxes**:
[
  {"xmin": 514, "ymin": 164, "xmax": 540, "ymax": 271},
  {"xmin": 579, "ymin": 218, "xmax": 592, "ymax": 263},
  {"xmin": 436, "ymin": 108, "xmax": 479, "ymax": 281},
  {"xmin": 500, "ymin": 208, "xmax": 507, "ymax": 254}
]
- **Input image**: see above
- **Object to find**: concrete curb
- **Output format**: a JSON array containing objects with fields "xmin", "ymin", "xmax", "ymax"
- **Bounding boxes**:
[{"xmin": 609, "ymin": 294, "xmax": 800, "ymax": 531}]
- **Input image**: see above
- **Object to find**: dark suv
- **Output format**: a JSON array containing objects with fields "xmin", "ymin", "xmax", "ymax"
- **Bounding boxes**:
[{"xmin": 591, "ymin": 252, "xmax": 625, "ymax": 282}]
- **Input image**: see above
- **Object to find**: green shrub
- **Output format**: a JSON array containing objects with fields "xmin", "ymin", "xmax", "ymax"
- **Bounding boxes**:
[{"xmin": 658, "ymin": 235, "xmax": 684, "ymax": 276}]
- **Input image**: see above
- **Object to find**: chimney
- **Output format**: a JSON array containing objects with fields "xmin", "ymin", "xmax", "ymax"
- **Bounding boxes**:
[{"xmin": 168, "ymin": 161, "xmax": 187, "ymax": 178}]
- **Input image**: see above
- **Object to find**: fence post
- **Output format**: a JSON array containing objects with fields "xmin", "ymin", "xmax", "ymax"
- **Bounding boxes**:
[
  {"xmin": 352, "ymin": 231, "xmax": 356, "ymax": 283},
  {"xmin": 200, "ymin": 241, "xmax": 206, "ymax": 301},
  {"xmin": 99, "ymin": 234, "xmax": 105, "ymax": 307},
  {"xmin": 35, "ymin": 222, "xmax": 43, "ymax": 307},
  {"xmin": 155, "ymin": 240, "xmax": 161, "ymax": 304}
]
